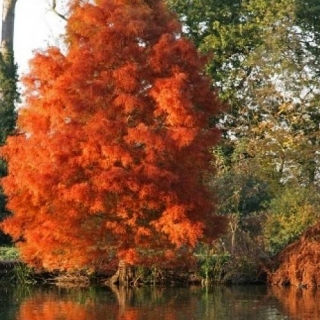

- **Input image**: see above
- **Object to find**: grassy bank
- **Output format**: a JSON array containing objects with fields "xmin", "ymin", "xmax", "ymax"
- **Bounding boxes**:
[{"xmin": 0, "ymin": 246, "xmax": 268, "ymax": 286}]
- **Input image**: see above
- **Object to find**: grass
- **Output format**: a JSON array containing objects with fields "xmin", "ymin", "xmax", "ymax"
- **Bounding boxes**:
[{"xmin": 0, "ymin": 246, "xmax": 20, "ymax": 261}]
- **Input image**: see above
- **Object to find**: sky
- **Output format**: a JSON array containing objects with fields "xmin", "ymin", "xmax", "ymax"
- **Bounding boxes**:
[{"xmin": 13, "ymin": 0, "xmax": 66, "ymax": 75}]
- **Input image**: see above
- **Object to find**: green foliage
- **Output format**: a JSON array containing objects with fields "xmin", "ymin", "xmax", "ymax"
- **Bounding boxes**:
[
  {"xmin": 169, "ymin": 0, "xmax": 320, "ymax": 186},
  {"xmin": 263, "ymin": 186, "xmax": 320, "ymax": 255},
  {"xmin": 0, "ymin": 50, "xmax": 18, "ymax": 246},
  {"xmin": 195, "ymin": 237, "xmax": 265, "ymax": 284},
  {"xmin": 0, "ymin": 52, "xmax": 18, "ymax": 146},
  {"xmin": 195, "ymin": 244, "xmax": 230, "ymax": 283},
  {"xmin": 10, "ymin": 263, "xmax": 36, "ymax": 284},
  {"xmin": 166, "ymin": 0, "xmax": 320, "ymax": 280},
  {"xmin": 211, "ymin": 141, "xmax": 273, "ymax": 217},
  {"xmin": 0, "ymin": 246, "xmax": 19, "ymax": 260},
  {"xmin": 201, "ymin": 254, "xmax": 231, "ymax": 283},
  {"xmin": 0, "ymin": 261, "xmax": 36, "ymax": 285},
  {"xmin": 222, "ymin": 255, "xmax": 261, "ymax": 284}
]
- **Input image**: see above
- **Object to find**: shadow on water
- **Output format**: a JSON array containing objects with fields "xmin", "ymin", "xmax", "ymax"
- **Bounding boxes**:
[{"xmin": 0, "ymin": 284, "xmax": 319, "ymax": 319}]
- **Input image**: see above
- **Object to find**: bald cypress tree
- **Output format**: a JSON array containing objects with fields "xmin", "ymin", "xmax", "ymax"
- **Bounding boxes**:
[{"xmin": 0, "ymin": 0, "xmax": 226, "ymax": 272}]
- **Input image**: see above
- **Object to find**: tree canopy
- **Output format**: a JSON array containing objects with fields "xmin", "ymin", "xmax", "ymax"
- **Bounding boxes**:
[
  {"xmin": 0, "ymin": 0, "xmax": 226, "ymax": 272},
  {"xmin": 167, "ymin": 0, "xmax": 320, "ymax": 282},
  {"xmin": 168, "ymin": 0, "xmax": 320, "ymax": 186}
]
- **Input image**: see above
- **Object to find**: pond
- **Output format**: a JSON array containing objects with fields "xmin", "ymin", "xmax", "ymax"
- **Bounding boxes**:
[{"xmin": 0, "ymin": 284, "xmax": 319, "ymax": 319}]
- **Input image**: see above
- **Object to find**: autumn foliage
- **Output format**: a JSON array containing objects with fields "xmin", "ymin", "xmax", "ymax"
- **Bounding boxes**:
[
  {"xmin": 269, "ymin": 222, "xmax": 320, "ymax": 288},
  {"xmin": 0, "ymin": 0, "xmax": 225, "ymax": 272}
]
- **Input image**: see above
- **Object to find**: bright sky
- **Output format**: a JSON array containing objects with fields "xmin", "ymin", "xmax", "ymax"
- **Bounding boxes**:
[{"xmin": 14, "ymin": 0, "xmax": 66, "ymax": 75}]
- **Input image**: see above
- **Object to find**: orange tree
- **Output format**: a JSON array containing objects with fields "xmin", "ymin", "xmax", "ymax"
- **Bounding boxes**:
[{"xmin": 0, "ymin": 0, "xmax": 226, "ymax": 272}]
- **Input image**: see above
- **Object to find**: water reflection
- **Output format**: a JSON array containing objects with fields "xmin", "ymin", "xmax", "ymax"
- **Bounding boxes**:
[
  {"xmin": 0, "ymin": 284, "xmax": 320, "ymax": 319},
  {"xmin": 270, "ymin": 285, "xmax": 320, "ymax": 320}
]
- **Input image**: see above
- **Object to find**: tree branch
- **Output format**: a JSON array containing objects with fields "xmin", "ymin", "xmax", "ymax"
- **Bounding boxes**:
[{"xmin": 51, "ymin": 0, "xmax": 67, "ymax": 21}]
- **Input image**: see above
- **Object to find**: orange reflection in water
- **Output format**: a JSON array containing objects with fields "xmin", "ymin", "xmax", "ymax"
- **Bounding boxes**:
[
  {"xmin": 270, "ymin": 285, "xmax": 320, "ymax": 319},
  {"xmin": 19, "ymin": 300, "xmax": 89, "ymax": 320},
  {"xmin": 16, "ymin": 288, "xmax": 205, "ymax": 320},
  {"xmin": 16, "ymin": 289, "xmax": 119, "ymax": 320},
  {"xmin": 14, "ymin": 286, "xmax": 187, "ymax": 320},
  {"xmin": 15, "ymin": 285, "xmax": 291, "ymax": 320}
]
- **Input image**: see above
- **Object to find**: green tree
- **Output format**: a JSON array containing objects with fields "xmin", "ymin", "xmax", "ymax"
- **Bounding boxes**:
[
  {"xmin": 263, "ymin": 186, "xmax": 320, "ymax": 255},
  {"xmin": 0, "ymin": 0, "xmax": 19, "ymax": 244},
  {"xmin": 168, "ymin": 0, "xmax": 320, "ymax": 185},
  {"xmin": 168, "ymin": 0, "xmax": 320, "ymax": 268}
]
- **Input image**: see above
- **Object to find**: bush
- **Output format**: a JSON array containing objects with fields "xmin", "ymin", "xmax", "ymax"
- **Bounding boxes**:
[
  {"xmin": 0, "ymin": 246, "xmax": 19, "ymax": 260},
  {"xmin": 263, "ymin": 186, "xmax": 320, "ymax": 255}
]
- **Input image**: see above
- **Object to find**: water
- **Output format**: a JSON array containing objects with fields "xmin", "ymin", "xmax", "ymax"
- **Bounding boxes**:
[{"xmin": 0, "ymin": 284, "xmax": 319, "ymax": 319}]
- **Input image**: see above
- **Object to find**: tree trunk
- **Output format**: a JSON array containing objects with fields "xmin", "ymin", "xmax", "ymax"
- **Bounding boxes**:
[
  {"xmin": 1, "ymin": 0, "xmax": 17, "ymax": 60},
  {"xmin": 0, "ymin": 0, "xmax": 18, "ymax": 146},
  {"xmin": 229, "ymin": 217, "xmax": 238, "ymax": 256},
  {"xmin": 109, "ymin": 260, "xmax": 135, "ymax": 286}
]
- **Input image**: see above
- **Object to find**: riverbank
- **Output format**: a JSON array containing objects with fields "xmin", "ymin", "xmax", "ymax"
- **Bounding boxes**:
[
  {"xmin": 0, "ymin": 260, "xmax": 20, "ymax": 276},
  {"xmin": 0, "ymin": 259, "xmax": 268, "ymax": 287}
]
